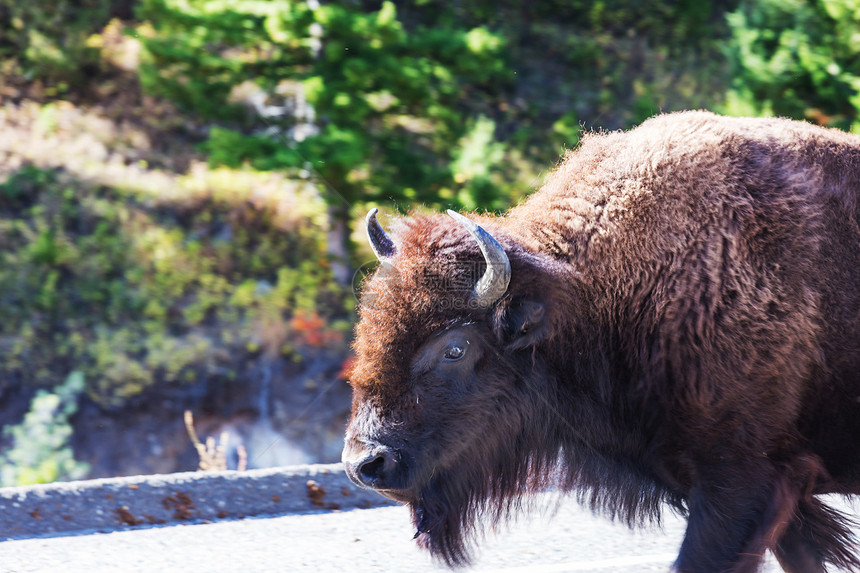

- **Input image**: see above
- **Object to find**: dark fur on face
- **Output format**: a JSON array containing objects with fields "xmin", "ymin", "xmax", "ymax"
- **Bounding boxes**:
[{"xmin": 345, "ymin": 112, "xmax": 860, "ymax": 571}]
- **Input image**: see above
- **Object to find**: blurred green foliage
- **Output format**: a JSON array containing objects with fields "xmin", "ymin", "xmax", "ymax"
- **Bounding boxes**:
[
  {"xmin": 0, "ymin": 372, "xmax": 90, "ymax": 486},
  {"xmin": 0, "ymin": 0, "xmax": 115, "ymax": 93},
  {"xmin": 0, "ymin": 163, "xmax": 348, "ymax": 406},
  {"xmin": 726, "ymin": 0, "xmax": 860, "ymax": 130},
  {"xmin": 3, "ymin": 0, "xmax": 860, "ymax": 421},
  {"xmin": 135, "ymin": 0, "xmax": 512, "ymax": 212}
]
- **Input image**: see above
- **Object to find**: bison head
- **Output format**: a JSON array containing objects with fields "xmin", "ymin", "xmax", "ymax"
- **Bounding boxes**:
[{"xmin": 343, "ymin": 209, "xmax": 568, "ymax": 565}]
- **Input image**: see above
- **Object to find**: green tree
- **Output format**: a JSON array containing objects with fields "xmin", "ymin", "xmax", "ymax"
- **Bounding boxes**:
[
  {"xmin": 136, "ymin": 0, "xmax": 509, "ymax": 280},
  {"xmin": 726, "ymin": 0, "xmax": 860, "ymax": 130},
  {"xmin": 0, "ymin": 371, "xmax": 91, "ymax": 486},
  {"xmin": 0, "ymin": 0, "xmax": 115, "ymax": 92}
]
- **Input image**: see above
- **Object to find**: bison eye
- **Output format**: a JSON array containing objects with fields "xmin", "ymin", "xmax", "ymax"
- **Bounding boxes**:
[{"xmin": 442, "ymin": 341, "xmax": 468, "ymax": 361}]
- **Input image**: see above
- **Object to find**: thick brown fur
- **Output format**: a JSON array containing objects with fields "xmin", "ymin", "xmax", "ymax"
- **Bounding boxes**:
[{"xmin": 343, "ymin": 111, "xmax": 860, "ymax": 572}]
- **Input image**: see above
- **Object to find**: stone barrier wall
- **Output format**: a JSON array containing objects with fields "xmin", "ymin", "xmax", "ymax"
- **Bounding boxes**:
[{"xmin": 0, "ymin": 463, "xmax": 396, "ymax": 539}]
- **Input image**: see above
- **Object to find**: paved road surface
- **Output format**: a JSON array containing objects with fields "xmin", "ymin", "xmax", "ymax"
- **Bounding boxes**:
[{"xmin": 0, "ymin": 491, "xmax": 819, "ymax": 573}]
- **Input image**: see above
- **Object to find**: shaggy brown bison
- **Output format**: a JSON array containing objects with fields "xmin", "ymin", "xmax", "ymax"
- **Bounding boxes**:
[{"xmin": 342, "ymin": 111, "xmax": 860, "ymax": 572}]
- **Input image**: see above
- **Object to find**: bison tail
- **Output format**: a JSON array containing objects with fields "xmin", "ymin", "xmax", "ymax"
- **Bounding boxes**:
[{"xmin": 774, "ymin": 496, "xmax": 860, "ymax": 572}]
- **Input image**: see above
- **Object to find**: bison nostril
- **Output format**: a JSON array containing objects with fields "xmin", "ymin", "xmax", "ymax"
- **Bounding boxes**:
[
  {"xmin": 344, "ymin": 445, "xmax": 402, "ymax": 489},
  {"xmin": 359, "ymin": 454, "xmax": 387, "ymax": 482}
]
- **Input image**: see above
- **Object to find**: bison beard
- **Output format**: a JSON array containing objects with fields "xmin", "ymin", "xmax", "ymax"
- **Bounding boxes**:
[
  {"xmin": 407, "ymin": 392, "xmax": 562, "ymax": 565},
  {"xmin": 406, "ymin": 363, "xmax": 686, "ymax": 567},
  {"xmin": 343, "ymin": 112, "xmax": 860, "ymax": 572},
  {"xmin": 411, "ymin": 453, "xmax": 860, "ymax": 569},
  {"xmin": 408, "ymin": 436, "xmax": 677, "ymax": 566}
]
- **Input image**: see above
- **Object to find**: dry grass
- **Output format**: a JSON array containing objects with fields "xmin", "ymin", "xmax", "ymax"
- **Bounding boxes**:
[{"xmin": 184, "ymin": 410, "xmax": 247, "ymax": 472}]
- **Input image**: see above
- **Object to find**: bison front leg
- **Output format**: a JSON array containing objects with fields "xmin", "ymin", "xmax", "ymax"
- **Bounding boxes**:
[{"xmin": 674, "ymin": 472, "xmax": 797, "ymax": 573}]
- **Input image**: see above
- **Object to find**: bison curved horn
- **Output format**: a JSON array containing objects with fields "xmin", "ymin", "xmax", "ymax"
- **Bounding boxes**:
[
  {"xmin": 366, "ymin": 208, "xmax": 396, "ymax": 261},
  {"xmin": 447, "ymin": 210, "xmax": 511, "ymax": 308}
]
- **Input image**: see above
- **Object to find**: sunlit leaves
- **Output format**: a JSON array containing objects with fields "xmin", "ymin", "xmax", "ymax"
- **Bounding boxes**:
[
  {"xmin": 136, "ymin": 0, "xmax": 509, "ymax": 209},
  {"xmin": 726, "ymin": 0, "xmax": 860, "ymax": 129}
]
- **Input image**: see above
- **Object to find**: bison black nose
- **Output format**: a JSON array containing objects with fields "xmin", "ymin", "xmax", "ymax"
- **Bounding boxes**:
[
  {"xmin": 343, "ymin": 444, "xmax": 402, "ymax": 490},
  {"xmin": 358, "ymin": 453, "xmax": 387, "ymax": 483}
]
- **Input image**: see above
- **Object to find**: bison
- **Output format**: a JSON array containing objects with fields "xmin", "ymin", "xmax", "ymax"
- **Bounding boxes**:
[{"xmin": 341, "ymin": 111, "xmax": 860, "ymax": 572}]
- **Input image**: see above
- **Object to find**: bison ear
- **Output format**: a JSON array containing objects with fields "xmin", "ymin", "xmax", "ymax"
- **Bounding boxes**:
[{"xmin": 499, "ymin": 298, "xmax": 547, "ymax": 351}]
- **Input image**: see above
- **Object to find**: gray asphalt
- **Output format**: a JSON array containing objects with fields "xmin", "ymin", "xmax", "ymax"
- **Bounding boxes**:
[{"xmin": 0, "ymin": 491, "xmax": 816, "ymax": 573}]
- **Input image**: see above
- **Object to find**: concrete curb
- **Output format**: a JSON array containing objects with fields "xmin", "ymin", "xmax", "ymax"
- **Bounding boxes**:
[{"xmin": 0, "ymin": 463, "xmax": 397, "ymax": 540}]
